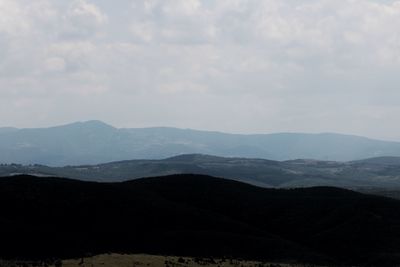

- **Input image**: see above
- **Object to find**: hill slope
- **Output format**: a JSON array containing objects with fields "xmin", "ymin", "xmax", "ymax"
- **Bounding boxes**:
[
  {"xmin": 1, "ymin": 121, "xmax": 400, "ymax": 165},
  {"xmin": 4, "ymin": 154, "xmax": 400, "ymax": 189},
  {"xmin": 1, "ymin": 174, "xmax": 400, "ymax": 266}
]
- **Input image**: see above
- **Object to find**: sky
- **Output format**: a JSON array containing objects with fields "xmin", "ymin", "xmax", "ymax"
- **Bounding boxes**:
[{"xmin": 0, "ymin": 0, "xmax": 400, "ymax": 140}]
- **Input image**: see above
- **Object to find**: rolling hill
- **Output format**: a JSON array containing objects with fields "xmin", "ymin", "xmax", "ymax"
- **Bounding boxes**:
[
  {"xmin": 3, "ymin": 154, "xmax": 400, "ymax": 189},
  {"xmin": 1, "ymin": 174, "xmax": 400, "ymax": 266},
  {"xmin": 2, "ymin": 120, "xmax": 400, "ymax": 166}
]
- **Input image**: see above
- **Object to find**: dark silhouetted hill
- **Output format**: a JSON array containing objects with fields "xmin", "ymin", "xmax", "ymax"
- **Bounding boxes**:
[{"xmin": 1, "ymin": 174, "xmax": 400, "ymax": 266}]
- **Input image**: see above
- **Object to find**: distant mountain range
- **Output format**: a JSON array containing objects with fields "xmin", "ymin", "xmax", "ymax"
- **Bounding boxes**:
[
  {"xmin": 1, "ymin": 120, "xmax": 400, "ymax": 166},
  {"xmin": 3, "ymin": 154, "xmax": 400, "ymax": 190},
  {"xmin": 2, "ymin": 174, "xmax": 400, "ymax": 266}
]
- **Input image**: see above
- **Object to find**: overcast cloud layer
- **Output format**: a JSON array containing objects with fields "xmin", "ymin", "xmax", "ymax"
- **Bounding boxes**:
[{"xmin": 0, "ymin": 0, "xmax": 400, "ymax": 140}]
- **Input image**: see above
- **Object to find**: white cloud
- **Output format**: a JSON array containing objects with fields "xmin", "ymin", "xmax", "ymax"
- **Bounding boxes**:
[
  {"xmin": 44, "ymin": 57, "xmax": 66, "ymax": 72},
  {"xmin": 130, "ymin": 22, "xmax": 154, "ymax": 42},
  {"xmin": 0, "ymin": 0, "xmax": 400, "ymax": 140},
  {"xmin": 61, "ymin": 0, "xmax": 108, "ymax": 39},
  {"xmin": 0, "ymin": 0, "xmax": 31, "ymax": 34}
]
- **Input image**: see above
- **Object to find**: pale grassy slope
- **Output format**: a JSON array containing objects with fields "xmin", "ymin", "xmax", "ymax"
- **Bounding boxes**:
[
  {"xmin": 0, "ymin": 254, "xmax": 325, "ymax": 267},
  {"xmin": 58, "ymin": 254, "xmax": 322, "ymax": 267}
]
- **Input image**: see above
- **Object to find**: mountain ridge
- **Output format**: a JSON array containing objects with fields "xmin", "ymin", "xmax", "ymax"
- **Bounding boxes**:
[
  {"xmin": 8, "ymin": 121, "xmax": 394, "ymax": 141},
  {"xmin": 2, "ymin": 120, "xmax": 400, "ymax": 166}
]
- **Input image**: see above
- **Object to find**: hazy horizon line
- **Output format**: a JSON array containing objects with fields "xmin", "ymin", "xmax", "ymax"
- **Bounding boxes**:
[{"xmin": 1, "ymin": 119, "xmax": 399, "ymax": 143}]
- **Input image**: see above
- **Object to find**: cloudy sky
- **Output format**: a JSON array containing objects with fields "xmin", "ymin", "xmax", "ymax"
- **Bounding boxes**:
[{"xmin": 0, "ymin": 0, "xmax": 400, "ymax": 140}]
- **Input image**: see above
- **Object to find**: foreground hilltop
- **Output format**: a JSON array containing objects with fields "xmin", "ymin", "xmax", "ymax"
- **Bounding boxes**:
[
  {"xmin": 0, "ymin": 254, "xmax": 325, "ymax": 267},
  {"xmin": 1, "ymin": 174, "xmax": 400, "ymax": 266},
  {"xmin": 2, "ymin": 120, "xmax": 400, "ymax": 165}
]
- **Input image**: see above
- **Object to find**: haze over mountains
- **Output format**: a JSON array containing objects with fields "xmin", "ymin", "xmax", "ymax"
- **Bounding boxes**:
[{"xmin": 2, "ymin": 120, "xmax": 400, "ymax": 166}]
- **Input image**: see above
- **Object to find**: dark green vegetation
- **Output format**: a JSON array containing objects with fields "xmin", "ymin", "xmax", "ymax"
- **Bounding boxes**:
[
  {"xmin": 2, "ymin": 120, "xmax": 400, "ymax": 166},
  {"xmin": 3, "ymin": 154, "xmax": 400, "ymax": 191},
  {"xmin": 2, "ymin": 174, "xmax": 400, "ymax": 266}
]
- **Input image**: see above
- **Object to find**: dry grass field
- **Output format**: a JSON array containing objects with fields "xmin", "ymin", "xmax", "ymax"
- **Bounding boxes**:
[{"xmin": 0, "ymin": 254, "xmax": 324, "ymax": 267}]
